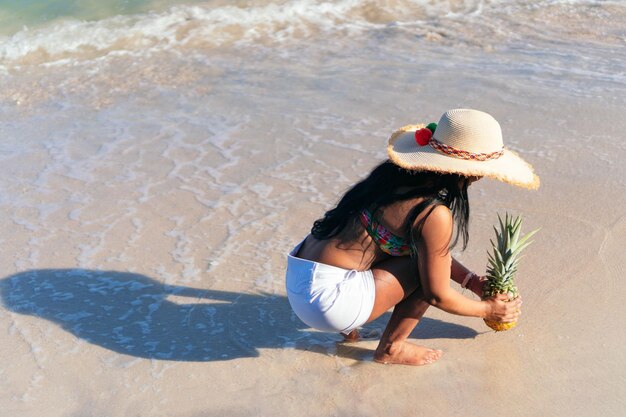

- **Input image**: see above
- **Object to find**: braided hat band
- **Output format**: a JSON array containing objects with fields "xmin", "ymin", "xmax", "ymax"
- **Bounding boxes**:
[{"xmin": 429, "ymin": 137, "xmax": 504, "ymax": 161}]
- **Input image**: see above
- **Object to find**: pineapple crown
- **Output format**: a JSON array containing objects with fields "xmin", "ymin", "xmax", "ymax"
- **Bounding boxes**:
[{"xmin": 486, "ymin": 213, "xmax": 539, "ymax": 286}]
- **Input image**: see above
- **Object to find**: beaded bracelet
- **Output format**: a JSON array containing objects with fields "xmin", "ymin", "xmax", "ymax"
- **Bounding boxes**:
[{"xmin": 461, "ymin": 272, "xmax": 479, "ymax": 289}]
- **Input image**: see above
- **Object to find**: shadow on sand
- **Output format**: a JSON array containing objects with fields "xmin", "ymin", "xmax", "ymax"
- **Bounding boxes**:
[{"xmin": 0, "ymin": 269, "xmax": 478, "ymax": 362}]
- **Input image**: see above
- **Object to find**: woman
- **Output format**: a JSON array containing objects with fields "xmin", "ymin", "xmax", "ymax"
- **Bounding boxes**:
[{"xmin": 285, "ymin": 109, "xmax": 540, "ymax": 366}]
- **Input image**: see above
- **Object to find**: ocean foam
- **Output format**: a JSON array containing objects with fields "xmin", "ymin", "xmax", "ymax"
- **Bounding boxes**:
[
  {"xmin": 0, "ymin": 0, "xmax": 622, "ymax": 90},
  {"xmin": 0, "ymin": 0, "xmax": 495, "ymax": 67}
]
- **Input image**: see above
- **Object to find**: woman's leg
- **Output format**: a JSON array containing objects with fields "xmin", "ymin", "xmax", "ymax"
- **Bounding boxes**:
[{"xmin": 366, "ymin": 257, "xmax": 442, "ymax": 365}]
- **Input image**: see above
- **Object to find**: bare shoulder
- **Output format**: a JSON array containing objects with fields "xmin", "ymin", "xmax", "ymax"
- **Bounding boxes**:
[
  {"xmin": 418, "ymin": 205, "xmax": 453, "ymax": 253},
  {"xmin": 421, "ymin": 204, "xmax": 452, "ymax": 226}
]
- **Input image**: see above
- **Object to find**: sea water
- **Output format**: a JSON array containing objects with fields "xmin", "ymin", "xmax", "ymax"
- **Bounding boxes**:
[
  {"xmin": 0, "ymin": 0, "xmax": 211, "ymax": 36},
  {"xmin": 0, "ymin": 0, "xmax": 624, "ymax": 292},
  {"xmin": 1, "ymin": 0, "xmax": 625, "ymax": 293}
]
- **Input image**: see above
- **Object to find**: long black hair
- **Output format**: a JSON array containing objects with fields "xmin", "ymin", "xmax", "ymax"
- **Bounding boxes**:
[{"xmin": 311, "ymin": 160, "xmax": 471, "ymax": 256}]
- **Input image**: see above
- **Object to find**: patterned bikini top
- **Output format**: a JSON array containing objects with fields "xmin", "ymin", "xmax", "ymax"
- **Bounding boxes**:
[{"xmin": 359, "ymin": 209, "xmax": 411, "ymax": 257}]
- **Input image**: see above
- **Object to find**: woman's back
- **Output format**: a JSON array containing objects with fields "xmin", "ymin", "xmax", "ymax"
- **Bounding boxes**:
[{"xmin": 296, "ymin": 195, "xmax": 433, "ymax": 271}]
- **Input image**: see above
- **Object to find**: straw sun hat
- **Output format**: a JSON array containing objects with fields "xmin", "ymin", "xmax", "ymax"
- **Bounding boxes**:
[{"xmin": 387, "ymin": 109, "xmax": 540, "ymax": 189}]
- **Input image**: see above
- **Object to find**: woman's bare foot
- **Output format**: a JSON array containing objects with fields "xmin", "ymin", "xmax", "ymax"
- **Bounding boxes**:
[
  {"xmin": 340, "ymin": 328, "xmax": 383, "ymax": 342},
  {"xmin": 373, "ymin": 341, "xmax": 442, "ymax": 366},
  {"xmin": 341, "ymin": 329, "xmax": 360, "ymax": 342}
]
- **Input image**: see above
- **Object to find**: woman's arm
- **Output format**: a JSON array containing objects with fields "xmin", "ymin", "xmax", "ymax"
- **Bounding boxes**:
[
  {"xmin": 416, "ymin": 205, "xmax": 488, "ymax": 317},
  {"xmin": 416, "ymin": 205, "xmax": 519, "ymax": 321},
  {"xmin": 450, "ymin": 257, "xmax": 486, "ymax": 298}
]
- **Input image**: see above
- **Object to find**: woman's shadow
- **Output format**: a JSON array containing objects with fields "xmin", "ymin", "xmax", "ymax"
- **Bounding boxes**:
[{"xmin": 0, "ymin": 269, "xmax": 478, "ymax": 362}]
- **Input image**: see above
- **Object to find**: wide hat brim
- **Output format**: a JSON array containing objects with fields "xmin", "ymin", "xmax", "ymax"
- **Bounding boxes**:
[{"xmin": 387, "ymin": 124, "xmax": 540, "ymax": 189}]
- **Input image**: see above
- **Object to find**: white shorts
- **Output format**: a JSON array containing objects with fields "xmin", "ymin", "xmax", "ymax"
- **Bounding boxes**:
[{"xmin": 285, "ymin": 239, "xmax": 376, "ymax": 334}]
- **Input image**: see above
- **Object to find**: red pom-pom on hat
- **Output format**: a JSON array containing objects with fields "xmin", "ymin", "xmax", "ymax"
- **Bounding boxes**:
[{"xmin": 414, "ymin": 128, "xmax": 432, "ymax": 146}]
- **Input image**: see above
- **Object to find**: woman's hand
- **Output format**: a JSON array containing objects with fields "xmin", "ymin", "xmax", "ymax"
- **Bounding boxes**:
[{"xmin": 483, "ymin": 293, "xmax": 522, "ymax": 323}]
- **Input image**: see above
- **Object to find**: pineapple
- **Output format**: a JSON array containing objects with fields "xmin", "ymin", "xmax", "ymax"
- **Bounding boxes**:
[{"xmin": 482, "ymin": 213, "xmax": 538, "ymax": 331}]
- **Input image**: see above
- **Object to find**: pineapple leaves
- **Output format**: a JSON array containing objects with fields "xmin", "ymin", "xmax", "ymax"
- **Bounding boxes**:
[{"xmin": 485, "ymin": 213, "xmax": 539, "ymax": 296}]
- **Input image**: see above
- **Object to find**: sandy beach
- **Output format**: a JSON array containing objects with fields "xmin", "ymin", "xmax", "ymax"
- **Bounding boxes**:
[{"xmin": 1, "ymin": 1, "xmax": 625, "ymax": 416}]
